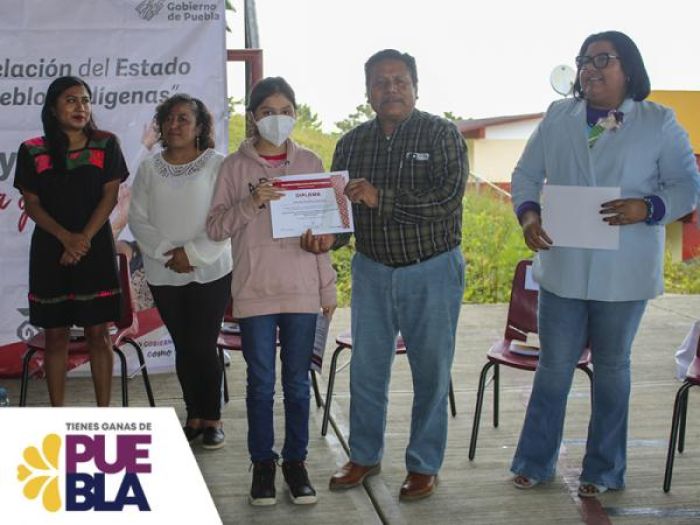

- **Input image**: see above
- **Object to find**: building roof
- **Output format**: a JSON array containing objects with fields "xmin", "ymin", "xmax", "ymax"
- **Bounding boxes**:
[{"xmin": 457, "ymin": 112, "xmax": 544, "ymax": 138}]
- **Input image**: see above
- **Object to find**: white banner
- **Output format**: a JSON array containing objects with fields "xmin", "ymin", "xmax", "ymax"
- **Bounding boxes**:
[{"xmin": 0, "ymin": 0, "xmax": 228, "ymax": 373}]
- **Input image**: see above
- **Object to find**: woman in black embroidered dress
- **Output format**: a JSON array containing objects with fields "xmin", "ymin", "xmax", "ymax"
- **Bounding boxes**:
[{"xmin": 13, "ymin": 76, "xmax": 128, "ymax": 406}]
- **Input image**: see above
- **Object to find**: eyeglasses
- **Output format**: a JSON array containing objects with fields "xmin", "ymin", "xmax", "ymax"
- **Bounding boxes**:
[{"xmin": 575, "ymin": 53, "xmax": 620, "ymax": 70}]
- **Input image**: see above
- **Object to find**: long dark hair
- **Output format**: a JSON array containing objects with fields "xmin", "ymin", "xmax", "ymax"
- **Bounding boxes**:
[
  {"xmin": 41, "ymin": 76, "xmax": 97, "ymax": 172},
  {"xmin": 573, "ymin": 30, "xmax": 651, "ymax": 102},
  {"xmin": 155, "ymin": 94, "xmax": 215, "ymax": 150}
]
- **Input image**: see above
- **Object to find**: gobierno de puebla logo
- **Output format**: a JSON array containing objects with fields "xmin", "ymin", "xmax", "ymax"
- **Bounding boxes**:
[{"xmin": 17, "ymin": 426, "xmax": 152, "ymax": 512}]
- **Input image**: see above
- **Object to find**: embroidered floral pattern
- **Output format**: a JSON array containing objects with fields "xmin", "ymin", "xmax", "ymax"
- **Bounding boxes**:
[
  {"xmin": 65, "ymin": 148, "xmax": 105, "ymax": 170},
  {"xmin": 25, "ymin": 135, "xmax": 110, "ymax": 172},
  {"xmin": 28, "ymin": 287, "xmax": 120, "ymax": 305},
  {"xmin": 24, "ymin": 137, "xmax": 46, "ymax": 148},
  {"xmin": 153, "ymin": 148, "xmax": 215, "ymax": 178},
  {"xmin": 34, "ymin": 154, "xmax": 52, "ymax": 174},
  {"xmin": 88, "ymin": 148, "xmax": 105, "ymax": 169}
]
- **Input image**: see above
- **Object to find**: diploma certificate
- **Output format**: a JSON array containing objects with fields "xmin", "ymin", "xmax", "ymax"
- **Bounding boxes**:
[{"xmin": 269, "ymin": 171, "xmax": 354, "ymax": 239}]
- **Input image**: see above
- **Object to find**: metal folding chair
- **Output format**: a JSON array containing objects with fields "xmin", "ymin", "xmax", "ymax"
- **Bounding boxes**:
[
  {"xmin": 468, "ymin": 259, "xmax": 592, "ymax": 459},
  {"xmin": 216, "ymin": 304, "xmax": 323, "ymax": 407},
  {"xmin": 321, "ymin": 332, "xmax": 457, "ymax": 436},
  {"xmin": 663, "ymin": 333, "xmax": 700, "ymax": 491},
  {"xmin": 19, "ymin": 253, "xmax": 156, "ymax": 407}
]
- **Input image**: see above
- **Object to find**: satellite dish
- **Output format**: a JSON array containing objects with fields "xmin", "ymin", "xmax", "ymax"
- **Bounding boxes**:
[{"xmin": 550, "ymin": 65, "xmax": 575, "ymax": 97}]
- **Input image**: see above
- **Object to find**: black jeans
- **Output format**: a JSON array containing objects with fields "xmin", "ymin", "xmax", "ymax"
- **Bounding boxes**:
[{"xmin": 149, "ymin": 272, "xmax": 232, "ymax": 421}]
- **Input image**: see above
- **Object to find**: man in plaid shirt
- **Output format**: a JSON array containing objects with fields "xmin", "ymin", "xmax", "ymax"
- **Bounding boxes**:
[{"xmin": 303, "ymin": 49, "xmax": 467, "ymax": 501}]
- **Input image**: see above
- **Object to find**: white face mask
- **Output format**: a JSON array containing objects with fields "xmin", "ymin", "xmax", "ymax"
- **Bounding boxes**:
[{"xmin": 255, "ymin": 114, "xmax": 296, "ymax": 147}]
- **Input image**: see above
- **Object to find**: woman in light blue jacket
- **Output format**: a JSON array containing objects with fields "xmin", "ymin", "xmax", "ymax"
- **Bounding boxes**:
[{"xmin": 510, "ymin": 30, "xmax": 699, "ymax": 497}]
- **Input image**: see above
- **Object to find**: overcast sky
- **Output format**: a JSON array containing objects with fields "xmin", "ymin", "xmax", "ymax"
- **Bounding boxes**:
[{"xmin": 225, "ymin": 0, "xmax": 700, "ymax": 132}]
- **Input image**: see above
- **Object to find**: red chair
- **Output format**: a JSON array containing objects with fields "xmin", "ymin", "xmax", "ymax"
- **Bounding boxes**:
[
  {"xmin": 468, "ymin": 259, "xmax": 592, "ymax": 459},
  {"xmin": 216, "ymin": 303, "xmax": 323, "ymax": 407},
  {"xmin": 19, "ymin": 253, "xmax": 156, "ymax": 407},
  {"xmin": 663, "ymin": 334, "xmax": 700, "ymax": 492},
  {"xmin": 321, "ymin": 333, "xmax": 458, "ymax": 437}
]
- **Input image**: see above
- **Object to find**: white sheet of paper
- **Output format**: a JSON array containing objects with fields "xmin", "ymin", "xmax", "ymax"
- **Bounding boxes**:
[
  {"xmin": 269, "ymin": 171, "xmax": 354, "ymax": 239},
  {"xmin": 542, "ymin": 185, "xmax": 620, "ymax": 250},
  {"xmin": 524, "ymin": 266, "xmax": 539, "ymax": 291}
]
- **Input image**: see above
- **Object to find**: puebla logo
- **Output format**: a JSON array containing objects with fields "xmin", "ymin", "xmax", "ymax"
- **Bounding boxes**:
[
  {"xmin": 17, "ymin": 432, "xmax": 152, "ymax": 512},
  {"xmin": 135, "ymin": 0, "xmax": 165, "ymax": 20}
]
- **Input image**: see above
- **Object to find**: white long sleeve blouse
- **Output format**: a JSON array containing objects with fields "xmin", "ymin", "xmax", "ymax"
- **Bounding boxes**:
[{"xmin": 128, "ymin": 149, "xmax": 232, "ymax": 286}]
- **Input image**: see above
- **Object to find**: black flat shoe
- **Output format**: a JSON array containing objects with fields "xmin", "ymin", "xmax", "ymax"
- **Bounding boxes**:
[
  {"xmin": 202, "ymin": 426, "xmax": 226, "ymax": 450},
  {"xmin": 183, "ymin": 425, "xmax": 203, "ymax": 443}
]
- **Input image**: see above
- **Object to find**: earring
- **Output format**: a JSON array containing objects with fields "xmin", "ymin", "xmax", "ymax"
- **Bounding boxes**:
[{"xmin": 195, "ymin": 136, "xmax": 200, "ymax": 151}]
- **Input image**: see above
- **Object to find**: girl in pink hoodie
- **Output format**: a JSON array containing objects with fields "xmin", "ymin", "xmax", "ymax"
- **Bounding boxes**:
[{"xmin": 207, "ymin": 77, "xmax": 336, "ymax": 506}]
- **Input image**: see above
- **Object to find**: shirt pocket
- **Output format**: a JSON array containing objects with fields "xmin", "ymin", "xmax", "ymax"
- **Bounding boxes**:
[{"xmin": 399, "ymin": 154, "xmax": 432, "ymax": 190}]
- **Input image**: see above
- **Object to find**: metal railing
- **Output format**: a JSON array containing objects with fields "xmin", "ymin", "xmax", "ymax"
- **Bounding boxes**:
[{"xmin": 469, "ymin": 172, "xmax": 512, "ymax": 201}]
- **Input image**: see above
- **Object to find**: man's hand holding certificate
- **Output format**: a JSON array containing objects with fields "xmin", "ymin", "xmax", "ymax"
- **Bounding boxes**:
[{"xmin": 270, "ymin": 171, "xmax": 354, "ymax": 239}]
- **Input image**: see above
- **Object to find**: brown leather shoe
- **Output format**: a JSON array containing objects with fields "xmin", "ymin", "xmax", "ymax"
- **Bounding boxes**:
[
  {"xmin": 329, "ymin": 461, "xmax": 380, "ymax": 491},
  {"xmin": 399, "ymin": 472, "xmax": 438, "ymax": 501}
]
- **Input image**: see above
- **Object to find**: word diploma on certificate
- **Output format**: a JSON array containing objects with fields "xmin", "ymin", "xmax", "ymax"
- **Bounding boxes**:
[{"xmin": 269, "ymin": 171, "xmax": 355, "ymax": 239}]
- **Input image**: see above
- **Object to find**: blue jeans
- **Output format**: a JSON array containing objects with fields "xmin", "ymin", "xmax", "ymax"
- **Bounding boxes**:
[
  {"xmin": 511, "ymin": 288, "xmax": 647, "ymax": 488},
  {"xmin": 348, "ymin": 249, "xmax": 465, "ymax": 474},
  {"xmin": 239, "ymin": 313, "xmax": 317, "ymax": 462}
]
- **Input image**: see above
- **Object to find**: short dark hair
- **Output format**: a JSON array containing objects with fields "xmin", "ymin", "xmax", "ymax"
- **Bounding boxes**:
[
  {"xmin": 247, "ymin": 77, "xmax": 297, "ymax": 113},
  {"xmin": 364, "ymin": 49, "xmax": 418, "ymax": 92},
  {"xmin": 41, "ymin": 76, "xmax": 98, "ymax": 172},
  {"xmin": 573, "ymin": 30, "xmax": 650, "ymax": 102},
  {"xmin": 155, "ymin": 93, "xmax": 215, "ymax": 150}
]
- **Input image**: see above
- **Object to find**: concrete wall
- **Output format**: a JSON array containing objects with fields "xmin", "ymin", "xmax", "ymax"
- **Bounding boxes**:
[
  {"xmin": 468, "ymin": 139, "xmax": 528, "ymax": 183},
  {"xmin": 648, "ymin": 91, "xmax": 700, "ymax": 152},
  {"xmin": 484, "ymin": 119, "xmax": 540, "ymax": 140},
  {"xmin": 466, "ymin": 119, "xmax": 540, "ymax": 183}
]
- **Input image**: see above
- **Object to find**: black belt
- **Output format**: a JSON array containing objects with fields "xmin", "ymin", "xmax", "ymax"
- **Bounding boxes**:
[{"xmin": 384, "ymin": 252, "xmax": 438, "ymax": 268}]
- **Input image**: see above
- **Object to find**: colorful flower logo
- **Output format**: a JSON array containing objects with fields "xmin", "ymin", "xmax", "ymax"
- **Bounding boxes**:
[{"xmin": 16, "ymin": 434, "xmax": 62, "ymax": 512}]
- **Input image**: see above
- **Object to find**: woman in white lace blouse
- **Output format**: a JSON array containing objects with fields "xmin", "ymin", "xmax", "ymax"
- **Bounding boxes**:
[{"xmin": 128, "ymin": 94, "xmax": 232, "ymax": 449}]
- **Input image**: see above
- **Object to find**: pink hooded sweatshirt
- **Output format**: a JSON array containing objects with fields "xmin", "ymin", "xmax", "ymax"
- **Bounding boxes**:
[{"xmin": 206, "ymin": 138, "xmax": 337, "ymax": 319}]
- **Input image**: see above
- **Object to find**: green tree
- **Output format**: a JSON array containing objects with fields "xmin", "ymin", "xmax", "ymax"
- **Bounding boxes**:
[
  {"xmin": 443, "ymin": 111, "xmax": 464, "ymax": 122},
  {"xmin": 228, "ymin": 113, "xmax": 246, "ymax": 152},
  {"xmin": 225, "ymin": 1, "xmax": 235, "ymax": 32},
  {"xmin": 228, "ymin": 96, "xmax": 244, "ymax": 116},
  {"xmin": 296, "ymin": 103, "xmax": 323, "ymax": 132},
  {"xmin": 335, "ymin": 103, "xmax": 374, "ymax": 133}
]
